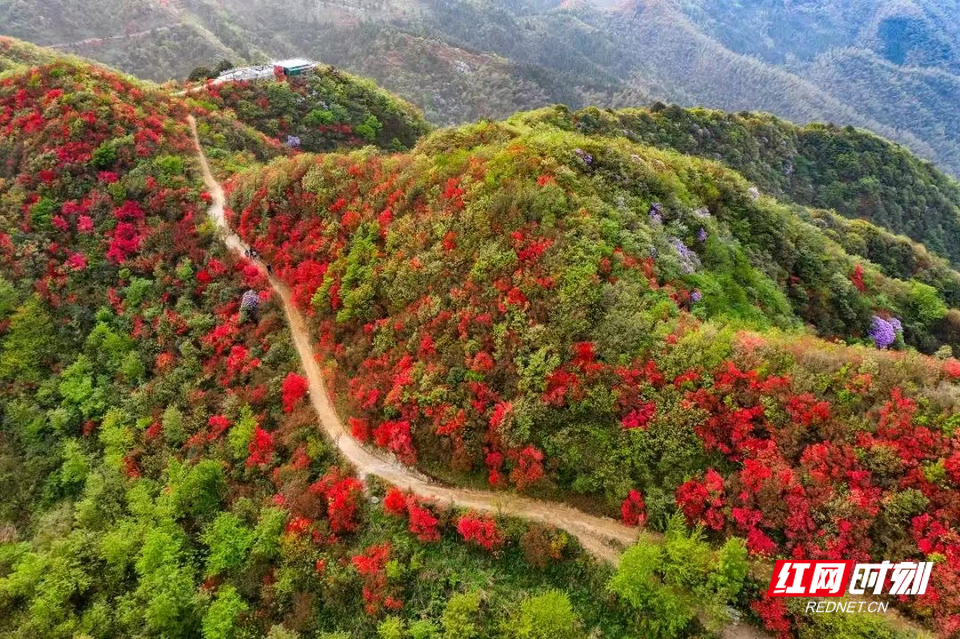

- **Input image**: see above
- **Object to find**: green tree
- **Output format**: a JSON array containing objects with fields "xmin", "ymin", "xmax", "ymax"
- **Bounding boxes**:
[
  {"xmin": 0, "ymin": 276, "xmax": 18, "ymax": 319},
  {"xmin": 378, "ymin": 616, "xmax": 405, "ymax": 639},
  {"xmin": 607, "ymin": 536, "xmax": 694, "ymax": 639},
  {"xmin": 188, "ymin": 66, "xmax": 214, "ymax": 82},
  {"xmin": 202, "ymin": 512, "xmax": 255, "ymax": 576},
  {"xmin": 203, "ymin": 585, "xmax": 248, "ymax": 639},
  {"xmin": 442, "ymin": 591, "xmax": 482, "ymax": 639},
  {"xmin": 0, "ymin": 297, "xmax": 60, "ymax": 384},
  {"xmin": 133, "ymin": 527, "xmax": 198, "ymax": 638},
  {"xmin": 505, "ymin": 590, "xmax": 581, "ymax": 639},
  {"xmin": 908, "ymin": 281, "xmax": 948, "ymax": 323},
  {"xmin": 170, "ymin": 459, "xmax": 227, "ymax": 522}
]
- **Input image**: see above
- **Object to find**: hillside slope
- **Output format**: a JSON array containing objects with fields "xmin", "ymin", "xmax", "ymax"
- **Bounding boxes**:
[
  {"xmin": 0, "ymin": 36, "xmax": 60, "ymax": 73},
  {"xmin": 188, "ymin": 69, "xmax": 431, "ymax": 153},
  {"xmin": 513, "ymin": 104, "xmax": 960, "ymax": 270},
  {"xmin": 227, "ymin": 115, "xmax": 960, "ymax": 634},
  {"xmin": 0, "ymin": 57, "xmax": 659, "ymax": 639}
]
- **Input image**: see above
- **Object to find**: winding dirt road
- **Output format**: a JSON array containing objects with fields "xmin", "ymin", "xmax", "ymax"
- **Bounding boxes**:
[
  {"xmin": 187, "ymin": 116, "xmax": 638, "ymax": 563},
  {"xmin": 187, "ymin": 115, "xmax": 780, "ymax": 638}
]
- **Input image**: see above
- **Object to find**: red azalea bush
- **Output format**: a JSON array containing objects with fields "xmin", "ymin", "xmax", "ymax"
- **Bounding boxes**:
[
  {"xmin": 382, "ymin": 487, "xmax": 440, "ymax": 542},
  {"xmin": 310, "ymin": 467, "xmax": 365, "ymax": 534},
  {"xmin": 282, "ymin": 372, "xmax": 309, "ymax": 412},
  {"xmin": 457, "ymin": 513, "xmax": 503, "ymax": 551},
  {"xmin": 620, "ymin": 489, "xmax": 646, "ymax": 527},
  {"xmin": 247, "ymin": 427, "xmax": 275, "ymax": 467},
  {"xmin": 351, "ymin": 543, "xmax": 399, "ymax": 615}
]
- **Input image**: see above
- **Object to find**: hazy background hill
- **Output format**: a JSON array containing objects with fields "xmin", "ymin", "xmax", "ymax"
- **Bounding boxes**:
[{"xmin": 3, "ymin": 0, "xmax": 960, "ymax": 176}]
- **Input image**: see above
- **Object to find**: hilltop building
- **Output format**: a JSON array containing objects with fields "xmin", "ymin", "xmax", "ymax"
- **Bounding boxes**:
[
  {"xmin": 273, "ymin": 59, "xmax": 316, "ymax": 76},
  {"xmin": 214, "ymin": 59, "xmax": 318, "ymax": 84}
]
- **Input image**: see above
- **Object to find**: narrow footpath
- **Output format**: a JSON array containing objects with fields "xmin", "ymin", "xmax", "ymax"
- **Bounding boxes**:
[{"xmin": 187, "ymin": 115, "xmax": 639, "ymax": 563}]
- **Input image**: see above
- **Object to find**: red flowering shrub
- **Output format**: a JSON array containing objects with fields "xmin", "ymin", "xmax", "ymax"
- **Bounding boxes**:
[
  {"xmin": 509, "ymin": 446, "xmax": 545, "ymax": 490},
  {"xmin": 281, "ymin": 372, "xmax": 308, "ymax": 412},
  {"xmin": 676, "ymin": 469, "xmax": 726, "ymax": 531},
  {"xmin": 383, "ymin": 487, "xmax": 408, "ymax": 516},
  {"xmin": 620, "ymin": 489, "xmax": 646, "ymax": 527},
  {"xmin": 372, "ymin": 420, "xmax": 416, "ymax": 465},
  {"xmin": 155, "ymin": 351, "xmax": 175, "ymax": 370},
  {"xmin": 946, "ymin": 451, "xmax": 960, "ymax": 485},
  {"xmin": 945, "ymin": 359, "xmax": 960, "ymax": 379},
  {"xmin": 456, "ymin": 513, "xmax": 502, "ymax": 551},
  {"xmin": 489, "ymin": 401, "xmax": 512, "ymax": 429},
  {"xmin": 351, "ymin": 543, "xmax": 395, "ymax": 615},
  {"xmin": 349, "ymin": 417, "xmax": 371, "ymax": 443},
  {"xmin": 381, "ymin": 487, "xmax": 440, "ymax": 542},
  {"xmin": 207, "ymin": 415, "xmax": 230, "ymax": 440},
  {"xmin": 850, "ymin": 264, "xmax": 866, "ymax": 292},
  {"xmin": 285, "ymin": 516, "xmax": 313, "ymax": 537},
  {"xmin": 311, "ymin": 467, "xmax": 365, "ymax": 534},
  {"xmin": 485, "ymin": 450, "xmax": 505, "ymax": 487},
  {"xmin": 750, "ymin": 597, "xmax": 792, "ymax": 638},
  {"xmin": 247, "ymin": 427, "xmax": 275, "ymax": 467},
  {"xmin": 406, "ymin": 501, "xmax": 440, "ymax": 542},
  {"xmin": 621, "ymin": 401, "xmax": 656, "ymax": 430}
]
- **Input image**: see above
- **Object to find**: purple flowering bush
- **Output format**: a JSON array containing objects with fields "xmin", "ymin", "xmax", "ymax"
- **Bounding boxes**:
[
  {"xmin": 670, "ymin": 237, "xmax": 701, "ymax": 274},
  {"xmin": 649, "ymin": 202, "xmax": 663, "ymax": 225},
  {"xmin": 240, "ymin": 289, "xmax": 261, "ymax": 322},
  {"xmin": 869, "ymin": 315, "xmax": 903, "ymax": 349}
]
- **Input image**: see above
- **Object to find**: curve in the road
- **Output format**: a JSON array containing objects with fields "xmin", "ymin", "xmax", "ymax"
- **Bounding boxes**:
[{"xmin": 186, "ymin": 115, "xmax": 638, "ymax": 563}]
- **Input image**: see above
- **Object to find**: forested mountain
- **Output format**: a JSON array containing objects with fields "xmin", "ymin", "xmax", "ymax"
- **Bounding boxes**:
[
  {"xmin": 2, "ymin": 27, "xmax": 960, "ymax": 639},
  {"xmin": 515, "ymin": 105, "xmax": 960, "ymax": 269},
  {"xmin": 0, "ymin": 51, "xmax": 659, "ymax": 639},
  {"xmin": 226, "ymin": 106, "xmax": 960, "ymax": 637}
]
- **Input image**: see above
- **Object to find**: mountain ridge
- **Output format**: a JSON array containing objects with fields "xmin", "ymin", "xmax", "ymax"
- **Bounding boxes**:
[{"xmin": 6, "ymin": 0, "xmax": 960, "ymax": 177}]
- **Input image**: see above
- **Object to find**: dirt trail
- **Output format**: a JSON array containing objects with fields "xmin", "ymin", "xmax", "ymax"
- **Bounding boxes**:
[
  {"xmin": 187, "ymin": 116, "xmax": 638, "ymax": 563},
  {"xmin": 47, "ymin": 25, "xmax": 181, "ymax": 50},
  {"xmin": 187, "ymin": 115, "xmax": 779, "ymax": 638}
]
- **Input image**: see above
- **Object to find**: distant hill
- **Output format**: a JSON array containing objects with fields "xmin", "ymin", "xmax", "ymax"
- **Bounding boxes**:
[
  {"xmin": 5, "ymin": 0, "xmax": 960, "ymax": 181},
  {"xmin": 514, "ymin": 105, "xmax": 960, "ymax": 269},
  {"xmin": 188, "ymin": 67, "xmax": 431, "ymax": 153}
]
